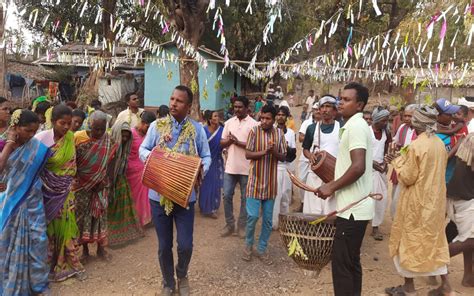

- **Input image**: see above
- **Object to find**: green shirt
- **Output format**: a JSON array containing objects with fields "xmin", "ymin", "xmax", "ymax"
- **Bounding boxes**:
[{"xmin": 335, "ymin": 113, "xmax": 374, "ymax": 220}]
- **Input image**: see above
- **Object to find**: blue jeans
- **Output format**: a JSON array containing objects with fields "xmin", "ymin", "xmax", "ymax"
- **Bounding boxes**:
[
  {"xmin": 150, "ymin": 200, "xmax": 195, "ymax": 290},
  {"xmin": 223, "ymin": 173, "xmax": 248, "ymax": 229},
  {"xmin": 245, "ymin": 197, "xmax": 275, "ymax": 253}
]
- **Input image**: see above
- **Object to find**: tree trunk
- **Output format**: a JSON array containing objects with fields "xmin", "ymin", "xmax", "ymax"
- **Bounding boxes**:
[
  {"xmin": 0, "ymin": 5, "xmax": 6, "ymax": 98},
  {"xmin": 179, "ymin": 50, "xmax": 201, "ymax": 120}
]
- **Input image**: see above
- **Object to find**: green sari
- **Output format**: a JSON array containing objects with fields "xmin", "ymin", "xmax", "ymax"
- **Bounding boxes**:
[{"xmin": 38, "ymin": 130, "xmax": 85, "ymax": 282}]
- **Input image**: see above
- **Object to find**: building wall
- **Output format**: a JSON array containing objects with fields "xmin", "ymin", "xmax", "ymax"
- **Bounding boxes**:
[{"xmin": 145, "ymin": 47, "xmax": 241, "ymax": 111}]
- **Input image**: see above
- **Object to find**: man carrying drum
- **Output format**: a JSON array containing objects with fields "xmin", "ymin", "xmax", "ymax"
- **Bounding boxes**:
[
  {"xmin": 139, "ymin": 85, "xmax": 211, "ymax": 296},
  {"xmin": 314, "ymin": 82, "xmax": 374, "ymax": 296},
  {"xmin": 302, "ymin": 95, "xmax": 340, "ymax": 215}
]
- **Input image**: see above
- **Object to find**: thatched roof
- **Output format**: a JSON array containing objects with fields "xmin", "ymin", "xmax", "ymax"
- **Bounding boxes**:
[{"xmin": 7, "ymin": 59, "xmax": 55, "ymax": 81}]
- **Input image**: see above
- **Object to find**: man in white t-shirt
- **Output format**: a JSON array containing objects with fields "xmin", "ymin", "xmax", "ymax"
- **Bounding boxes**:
[
  {"xmin": 304, "ymin": 90, "xmax": 315, "ymax": 119},
  {"xmin": 115, "ymin": 92, "xmax": 144, "ymax": 128},
  {"xmin": 296, "ymin": 102, "xmax": 321, "ymax": 210}
]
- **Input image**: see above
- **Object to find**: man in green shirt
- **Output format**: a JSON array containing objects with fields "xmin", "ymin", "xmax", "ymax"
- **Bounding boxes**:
[{"xmin": 314, "ymin": 82, "xmax": 373, "ymax": 296}]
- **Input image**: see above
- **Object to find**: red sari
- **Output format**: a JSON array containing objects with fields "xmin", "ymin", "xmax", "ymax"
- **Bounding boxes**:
[{"xmin": 126, "ymin": 128, "xmax": 151, "ymax": 226}]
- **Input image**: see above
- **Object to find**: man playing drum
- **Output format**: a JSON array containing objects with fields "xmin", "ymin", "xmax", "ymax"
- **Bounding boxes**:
[
  {"xmin": 314, "ymin": 82, "xmax": 374, "ymax": 296},
  {"xmin": 139, "ymin": 85, "xmax": 211, "ymax": 296},
  {"xmin": 302, "ymin": 95, "xmax": 340, "ymax": 215}
]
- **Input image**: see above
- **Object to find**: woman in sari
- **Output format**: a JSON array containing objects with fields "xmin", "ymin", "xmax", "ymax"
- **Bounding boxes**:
[
  {"xmin": 126, "ymin": 111, "xmax": 156, "ymax": 226},
  {"xmin": 198, "ymin": 110, "xmax": 224, "ymax": 218},
  {"xmin": 0, "ymin": 97, "xmax": 11, "ymax": 151},
  {"xmin": 0, "ymin": 110, "xmax": 50, "ymax": 296},
  {"xmin": 35, "ymin": 104, "xmax": 85, "ymax": 282},
  {"xmin": 107, "ymin": 120, "xmax": 143, "ymax": 246},
  {"xmin": 74, "ymin": 110, "xmax": 117, "ymax": 260}
]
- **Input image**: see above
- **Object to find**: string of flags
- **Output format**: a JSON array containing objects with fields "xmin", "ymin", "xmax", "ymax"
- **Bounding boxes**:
[{"xmin": 14, "ymin": 0, "xmax": 474, "ymax": 86}]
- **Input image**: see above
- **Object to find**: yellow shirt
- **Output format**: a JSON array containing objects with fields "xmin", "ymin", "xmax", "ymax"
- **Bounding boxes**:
[{"xmin": 335, "ymin": 113, "xmax": 374, "ymax": 220}]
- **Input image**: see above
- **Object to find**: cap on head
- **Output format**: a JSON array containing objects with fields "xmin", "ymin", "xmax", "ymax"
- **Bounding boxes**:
[{"xmin": 435, "ymin": 98, "xmax": 461, "ymax": 115}]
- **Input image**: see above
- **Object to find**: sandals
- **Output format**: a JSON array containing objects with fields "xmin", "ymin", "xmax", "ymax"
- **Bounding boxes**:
[
  {"xmin": 385, "ymin": 285, "xmax": 417, "ymax": 296},
  {"xmin": 427, "ymin": 287, "xmax": 455, "ymax": 296}
]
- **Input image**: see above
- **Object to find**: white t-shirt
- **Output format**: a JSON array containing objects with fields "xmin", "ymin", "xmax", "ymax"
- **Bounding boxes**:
[
  {"xmin": 298, "ymin": 118, "xmax": 314, "ymax": 162},
  {"xmin": 305, "ymin": 96, "xmax": 315, "ymax": 107},
  {"xmin": 279, "ymin": 128, "xmax": 296, "ymax": 166},
  {"xmin": 468, "ymin": 120, "xmax": 474, "ymax": 133}
]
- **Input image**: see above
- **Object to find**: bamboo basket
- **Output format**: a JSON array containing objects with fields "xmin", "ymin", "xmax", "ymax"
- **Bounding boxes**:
[
  {"xmin": 279, "ymin": 213, "xmax": 336, "ymax": 272},
  {"xmin": 142, "ymin": 147, "xmax": 201, "ymax": 208}
]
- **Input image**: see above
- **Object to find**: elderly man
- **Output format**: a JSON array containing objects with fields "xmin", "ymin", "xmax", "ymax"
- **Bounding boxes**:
[
  {"xmin": 390, "ymin": 104, "xmax": 418, "ymax": 217},
  {"xmin": 302, "ymin": 95, "xmax": 340, "ymax": 215},
  {"xmin": 74, "ymin": 110, "xmax": 118, "ymax": 261},
  {"xmin": 370, "ymin": 107, "xmax": 392, "ymax": 241},
  {"xmin": 385, "ymin": 105, "xmax": 453, "ymax": 296},
  {"xmin": 139, "ymin": 85, "xmax": 211, "ymax": 296}
]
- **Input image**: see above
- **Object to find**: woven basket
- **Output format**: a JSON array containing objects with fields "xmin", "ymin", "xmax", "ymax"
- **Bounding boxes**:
[{"xmin": 279, "ymin": 213, "xmax": 336, "ymax": 272}]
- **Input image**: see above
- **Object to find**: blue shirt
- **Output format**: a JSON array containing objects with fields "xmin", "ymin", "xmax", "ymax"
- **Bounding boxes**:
[
  {"xmin": 139, "ymin": 116, "xmax": 212, "ymax": 203},
  {"xmin": 436, "ymin": 133, "xmax": 455, "ymax": 183}
]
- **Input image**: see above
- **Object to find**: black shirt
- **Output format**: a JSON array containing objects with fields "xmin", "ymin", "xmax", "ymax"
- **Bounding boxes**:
[{"xmin": 447, "ymin": 158, "xmax": 474, "ymax": 200}]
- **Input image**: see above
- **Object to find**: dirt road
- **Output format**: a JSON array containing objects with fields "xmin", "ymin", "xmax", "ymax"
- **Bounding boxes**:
[{"xmin": 52, "ymin": 107, "xmax": 472, "ymax": 295}]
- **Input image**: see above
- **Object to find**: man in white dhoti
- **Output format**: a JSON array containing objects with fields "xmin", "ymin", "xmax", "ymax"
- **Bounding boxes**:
[
  {"xmin": 296, "ymin": 103, "xmax": 320, "ymax": 211},
  {"xmin": 370, "ymin": 107, "xmax": 392, "ymax": 241},
  {"xmin": 390, "ymin": 104, "xmax": 418, "ymax": 218},
  {"xmin": 272, "ymin": 106, "xmax": 297, "ymax": 229},
  {"xmin": 301, "ymin": 95, "xmax": 340, "ymax": 215}
]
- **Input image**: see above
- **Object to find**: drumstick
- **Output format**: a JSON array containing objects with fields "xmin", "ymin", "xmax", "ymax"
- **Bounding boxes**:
[
  {"xmin": 287, "ymin": 169, "xmax": 318, "ymax": 192},
  {"xmin": 309, "ymin": 193, "xmax": 383, "ymax": 225}
]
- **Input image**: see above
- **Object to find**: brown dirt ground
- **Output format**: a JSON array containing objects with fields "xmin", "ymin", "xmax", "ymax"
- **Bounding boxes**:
[{"xmin": 51, "ymin": 107, "xmax": 472, "ymax": 296}]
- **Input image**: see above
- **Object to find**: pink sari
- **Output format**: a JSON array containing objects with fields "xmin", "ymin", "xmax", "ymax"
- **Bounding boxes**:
[{"xmin": 126, "ymin": 128, "xmax": 151, "ymax": 226}]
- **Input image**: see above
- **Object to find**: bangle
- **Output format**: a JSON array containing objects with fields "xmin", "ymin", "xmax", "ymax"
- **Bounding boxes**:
[{"xmin": 6, "ymin": 140, "xmax": 16, "ymax": 144}]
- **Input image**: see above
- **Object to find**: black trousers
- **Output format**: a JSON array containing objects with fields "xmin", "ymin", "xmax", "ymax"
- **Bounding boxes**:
[{"xmin": 331, "ymin": 215, "xmax": 369, "ymax": 296}]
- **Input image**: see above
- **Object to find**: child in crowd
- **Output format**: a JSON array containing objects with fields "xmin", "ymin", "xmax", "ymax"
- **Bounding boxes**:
[{"xmin": 300, "ymin": 105, "xmax": 308, "ymax": 123}]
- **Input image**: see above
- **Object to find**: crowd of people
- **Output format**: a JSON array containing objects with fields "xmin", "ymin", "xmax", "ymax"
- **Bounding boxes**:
[{"xmin": 0, "ymin": 81, "xmax": 473, "ymax": 296}]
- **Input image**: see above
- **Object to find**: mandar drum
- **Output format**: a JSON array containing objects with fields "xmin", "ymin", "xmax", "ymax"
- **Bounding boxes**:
[
  {"xmin": 310, "ymin": 151, "xmax": 336, "ymax": 183},
  {"xmin": 142, "ymin": 147, "xmax": 202, "ymax": 208},
  {"xmin": 279, "ymin": 213, "xmax": 336, "ymax": 273}
]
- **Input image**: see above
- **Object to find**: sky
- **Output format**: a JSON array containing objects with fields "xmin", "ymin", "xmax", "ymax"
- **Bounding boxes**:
[{"xmin": 4, "ymin": 2, "xmax": 34, "ymax": 46}]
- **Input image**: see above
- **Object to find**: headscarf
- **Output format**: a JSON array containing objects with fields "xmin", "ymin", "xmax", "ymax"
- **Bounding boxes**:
[
  {"xmin": 372, "ymin": 106, "xmax": 390, "ymax": 124},
  {"xmin": 411, "ymin": 105, "xmax": 438, "ymax": 136},
  {"xmin": 31, "ymin": 96, "xmax": 48, "ymax": 112},
  {"xmin": 456, "ymin": 133, "xmax": 474, "ymax": 170},
  {"xmin": 110, "ymin": 120, "xmax": 132, "ymax": 181}
]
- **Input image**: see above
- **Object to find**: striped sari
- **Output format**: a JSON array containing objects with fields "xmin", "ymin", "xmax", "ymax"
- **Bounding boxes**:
[
  {"xmin": 107, "ymin": 121, "xmax": 143, "ymax": 246},
  {"xmin": 0, "ymin": 138, "xmax": 50, "ymax": 296},
  {"xmin": 74, "ymin": 130, "xmax": 117, "ymax": 246},
  {"xmin": 37, "ymin": 130, "xmax": 85, "ymax": 282}
]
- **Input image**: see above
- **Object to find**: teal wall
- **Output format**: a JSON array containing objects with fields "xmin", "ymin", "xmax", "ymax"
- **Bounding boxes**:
[{"xmin": 145, "ymin": 46, "xmax": 241, "ymax": 111}]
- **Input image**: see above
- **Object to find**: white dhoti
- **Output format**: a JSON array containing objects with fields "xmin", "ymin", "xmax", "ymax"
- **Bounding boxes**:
[
  {"xmin": 297, "ymin": 160, "xmax": 310, "ymax": 202},
  {"xmin": 446, "ymin": 198, "xmax": 474, "ymax": 243},
  {"xmin": 302, "ymin": 171, "xmax": 336, "ymax": 215},
  {"xmin": 372, "ymin": 170, "xmax": 388, "ymax": 227},
  {"xmin": 390, "ymin": 183, "xmax": 402, "ymax": 219},
  {"xmin": 273, "ymin": 164, "xmax": 293, "ymax": 229},
  {"xmin": 393, "ymin": 256, "xmax": 448, "ymax": 278}
]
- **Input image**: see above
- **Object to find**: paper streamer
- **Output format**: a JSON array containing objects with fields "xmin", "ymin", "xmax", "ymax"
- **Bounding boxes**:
[{"xmin": 372, "ymin": 0, "xmax": 382, "ymax": 16}]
